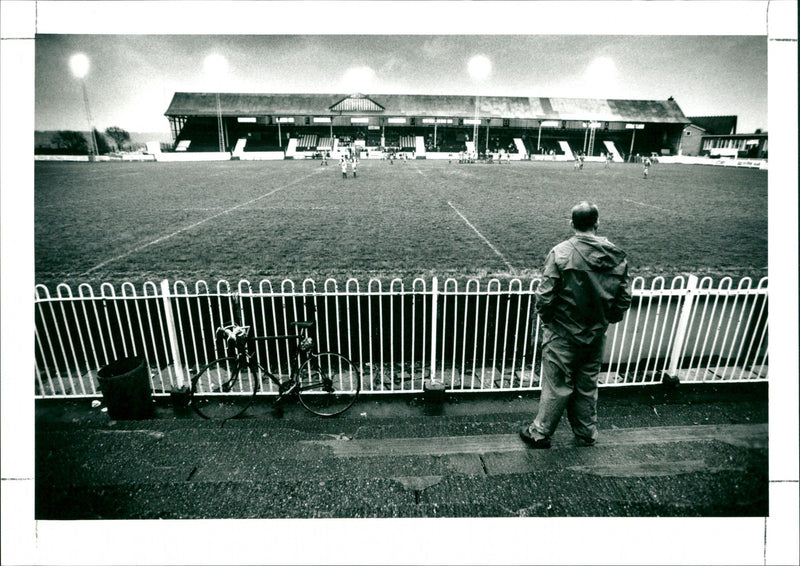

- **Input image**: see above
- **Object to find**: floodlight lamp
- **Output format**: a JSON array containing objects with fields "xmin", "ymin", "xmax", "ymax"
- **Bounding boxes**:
[
  {"xmin": 468, "ymin": 55, "xmax": 492, "ymax": 82},
  {"xmin": 69, "ymin": 53, "xmax": 90, "ymax": 79},
  {"xmin": 203, "ymin": 54, "xmax": 228, "ymax": 80},
  {"xmin": 341, "ymin": 66, "xmax": 376, "ymax": 94}
]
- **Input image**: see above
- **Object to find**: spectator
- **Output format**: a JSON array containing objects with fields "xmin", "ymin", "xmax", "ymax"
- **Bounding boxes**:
[{"xmin": 520, "ymin": 202, "xmax": 632, "ymax": 449}]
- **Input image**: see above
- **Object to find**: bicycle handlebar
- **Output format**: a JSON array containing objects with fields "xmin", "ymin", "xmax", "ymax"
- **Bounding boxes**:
[
  {"xmin": 217, "ymin": 324, "xmax": 251, "ymax": 343},
  {"xmin": 216, "ymin": 321, "xmax": 315, "ymax": 344}
]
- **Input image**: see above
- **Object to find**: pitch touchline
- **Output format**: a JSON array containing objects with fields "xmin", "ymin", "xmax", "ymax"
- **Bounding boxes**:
[
  {"xmin": 447, "ymin": 201, "xmax": 516, "ymax": 275},
  {"xmin": 623, "ymin": 198, "xmax": 676, "ymax": 213},
  {"xmin": 82, "ymin": 171, "xmax": 321, "ymax": 275}
]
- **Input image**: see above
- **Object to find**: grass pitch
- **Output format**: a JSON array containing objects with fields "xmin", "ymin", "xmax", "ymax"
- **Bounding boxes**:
[{"xmin": 34, "ymin": 159, "xmax": 767, "ymax": 290}]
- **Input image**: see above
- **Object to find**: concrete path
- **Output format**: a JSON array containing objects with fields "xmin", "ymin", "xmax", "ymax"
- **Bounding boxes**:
[{"xmin": 35, "ymin": 384, "xmax": 768, "ymax": 519}]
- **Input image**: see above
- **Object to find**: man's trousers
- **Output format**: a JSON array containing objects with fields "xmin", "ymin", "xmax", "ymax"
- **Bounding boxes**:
[{"xmin": 532, "ymin": 328, "xmax": 605, "ymax": 442}]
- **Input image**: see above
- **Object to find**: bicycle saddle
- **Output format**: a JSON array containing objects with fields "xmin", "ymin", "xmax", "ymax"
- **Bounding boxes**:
[{"xmin": 290, "ymin": 320, "xmax": 315, "ymax": 329}]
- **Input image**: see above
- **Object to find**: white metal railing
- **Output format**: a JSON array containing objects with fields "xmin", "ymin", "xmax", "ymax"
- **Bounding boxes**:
[{"xmin": 34, "ymin": 275, "xmax": 768, "ymax": 398}]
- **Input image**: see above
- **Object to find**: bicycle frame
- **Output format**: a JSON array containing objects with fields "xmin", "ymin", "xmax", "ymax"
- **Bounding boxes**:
[{"xmin": 228, "ymin": 327, "xmax": 313, "ymax": 398}]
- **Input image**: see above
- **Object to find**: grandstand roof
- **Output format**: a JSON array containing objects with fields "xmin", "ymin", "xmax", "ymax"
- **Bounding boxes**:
[
  {"xmin": 166, "ymin": 92, "xmax": 690, "ymax": 124},
  {"xmin": 687, "ymin": 115, "xmax": 738, "ymax": 135}
]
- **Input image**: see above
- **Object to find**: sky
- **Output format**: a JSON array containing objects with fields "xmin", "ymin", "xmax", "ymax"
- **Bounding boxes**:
[{"xmin": 35, "ymin": 34, "xmax": 768, "ymax": 135}]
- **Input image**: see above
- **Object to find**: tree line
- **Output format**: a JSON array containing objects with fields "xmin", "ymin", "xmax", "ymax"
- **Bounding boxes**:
[{"xmin": 40, "ymin": 126, "xmax": 132, "ymax": 155}]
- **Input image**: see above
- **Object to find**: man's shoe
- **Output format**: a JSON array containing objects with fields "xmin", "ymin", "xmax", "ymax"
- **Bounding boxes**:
[
  {"xmin": 519, "ymin": 426, "xmax": 551, "ymax": 449},
  {"xmin": 575, "ymin": 435, "xmax": 597, "ymax": 447}
]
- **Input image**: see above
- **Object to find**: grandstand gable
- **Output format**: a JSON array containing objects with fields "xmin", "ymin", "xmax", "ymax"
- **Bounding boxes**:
[{"xmin": 329, "ymin": 94, "xmax": 385, "ymax": 112}]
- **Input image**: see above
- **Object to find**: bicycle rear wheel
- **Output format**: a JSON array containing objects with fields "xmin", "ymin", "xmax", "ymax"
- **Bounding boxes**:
[
  {"xmin": 190, "ymin": 357, "xmax": 259, "ymax": 420},
  {"xmin": 297, "ymin": 352, "xmax": 360, "ymax": 417}
]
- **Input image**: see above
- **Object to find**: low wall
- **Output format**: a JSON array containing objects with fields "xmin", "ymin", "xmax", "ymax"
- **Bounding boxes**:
[
  {"xmin": 236, "ymin": 151, "xmax": 285, "ymax": 161},
  {"xmin": 35, "ymin": 155, "xmax": 91, "ymax": 162},
  {"xmin": 153, "ymin": 152, "xmax": 232, "ymax": 162},
  {"xmin": 531, "ymin": 154, "xmax": 571, "ymax": 162},
  {"xmin": 659, "ymin": 156, "xmax": 768, "ymax": 169},
  {"xmin": 425, "ymin": 152, "xmax": 453, "ymax": 160},
  {"xmin": 35, "ymin": 152, "xmax": 768, "ymax": 169},
  {"xmin": 425, "ymin": 152, "xmax": 529, "ymax": 161},
  {"xmin": 115, "ymin": 154, "xmax": 156, "ymax": 162},
  {"xmin": 36, "ymin": 154, "xmax": 156, "ymax": 163}
]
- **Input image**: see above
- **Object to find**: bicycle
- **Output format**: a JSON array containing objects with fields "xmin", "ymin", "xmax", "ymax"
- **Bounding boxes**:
[{"xmin": 189, "ymin": 321, "xmax": 360, "ymax": 421}]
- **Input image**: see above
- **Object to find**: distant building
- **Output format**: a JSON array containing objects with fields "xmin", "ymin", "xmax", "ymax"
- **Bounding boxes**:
[
  {"xmin": 701, "ymin": 132, "xmax": 768, "ymax": 159},
  {"xmin": 681, "ymin": 115, "xmax": 767, "ymax": 159},
  {"xmin": 678, "ymin": 123, "xmax": 708, "ymax": 156}
]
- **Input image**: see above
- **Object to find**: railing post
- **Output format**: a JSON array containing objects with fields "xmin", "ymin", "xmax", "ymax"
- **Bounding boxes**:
[
  {"xmin": 429, "ymin": 276, "xmax": 439, "ymax": 383},
  {"xmin": 665, "ymin": 274, "xmax": 699, "ymax": 382},
  {"xmin": 160, "ymin": 279, "xmax": 186, "ymax": 388},
  {"xmin": 423, "ymin": 277, "xmax": 445, "ymax": 399}
]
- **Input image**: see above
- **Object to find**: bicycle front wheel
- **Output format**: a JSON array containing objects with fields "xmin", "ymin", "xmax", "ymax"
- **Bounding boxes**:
[
  {"xmin": 297, "ymin": 352, "xmax": 360, "ymax": 417},
  {"xmin": 190, "ymin": 357, "xmax": 258, "ymax": 421}
]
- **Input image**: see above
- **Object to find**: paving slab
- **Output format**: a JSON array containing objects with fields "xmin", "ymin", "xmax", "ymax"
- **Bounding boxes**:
[
  {"xmin": 35, "ymin": 383, "xmax": 769, "ymax": 519},
  {"xmin": 303, "ymin": 423, "xmax": 767, "ymax": 456}
]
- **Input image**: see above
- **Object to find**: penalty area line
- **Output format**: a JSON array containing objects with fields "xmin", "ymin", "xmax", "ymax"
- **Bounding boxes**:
[
  {"xmin": 81, "ymin": 171, "xmax": 319, "ymax": 276},
  {"xmin": 447, "ymin": 201, "xmax": 516, "ymax": 275},
  {"xmin": 623, "ymin": 198, "xmax": 677, "ymax": 214}
]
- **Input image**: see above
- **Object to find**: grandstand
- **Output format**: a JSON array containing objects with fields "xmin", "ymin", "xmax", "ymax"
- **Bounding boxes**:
[{"xmin": 164, "ymin": 92, "xmax": 690, "ymax": 160}]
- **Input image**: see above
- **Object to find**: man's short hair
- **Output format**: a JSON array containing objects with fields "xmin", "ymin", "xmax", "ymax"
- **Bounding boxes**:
[{"xmin": 571, "ymin": 202, "xmax": 599, "ymax": 231}]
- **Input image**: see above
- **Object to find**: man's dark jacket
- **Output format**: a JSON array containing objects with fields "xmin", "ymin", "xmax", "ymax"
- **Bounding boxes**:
[{"xmin": 535, "ymin": 233, "xmax": 631, "ymax": 345}]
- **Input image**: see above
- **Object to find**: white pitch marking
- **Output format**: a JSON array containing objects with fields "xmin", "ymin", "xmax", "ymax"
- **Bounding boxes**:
[
  {"xmin": 623, "ymin": 198, "xmax": 676, "ymax": 214},
  {"xmin": 82, "ymin": 171, "xmax": 321, "ymax": 275},
  {"xmin": 447, "ymin": 201, "xmax": 516, "ymax": 275}
]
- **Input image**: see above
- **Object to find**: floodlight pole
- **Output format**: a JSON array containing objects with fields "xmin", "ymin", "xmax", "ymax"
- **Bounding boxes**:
[
  {"xmin": 215, "ymin": 92, "xmax": 225, "ymax": 153},
  {"xmin": 583, "ymin": 123, "xmax": 589, "ymax": 154},
  {"xmin": 537, "ymin": 123, "xmax": 542, "ymax": 151},
  {"xmin": 629, "ymin": 128, "xmax": 636, "ymax": 162},
  {"xmin": 80, "ymin": 79, "xmax": 99, "ymax": 159},
  {"xmin": 473, "ymin": 95, "xmax": 479, "ymax": 151}
]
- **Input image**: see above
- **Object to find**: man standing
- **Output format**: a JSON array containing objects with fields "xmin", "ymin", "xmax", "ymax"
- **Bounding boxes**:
[{"xmin": 520, "ymin": 202, "xmax": 631, "ymax": 448}]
